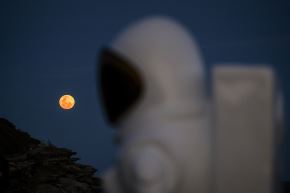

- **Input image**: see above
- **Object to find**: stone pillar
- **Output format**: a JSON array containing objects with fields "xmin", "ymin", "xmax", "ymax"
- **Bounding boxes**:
[{"xmin": 213, "ymin": 66, "xmax": 276, "ymax": 193}]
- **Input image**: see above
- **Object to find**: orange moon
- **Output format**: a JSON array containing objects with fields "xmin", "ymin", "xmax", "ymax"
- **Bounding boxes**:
[{"xmin": 59, "ymin": 95, "xmax": 75, "ymax": 110}]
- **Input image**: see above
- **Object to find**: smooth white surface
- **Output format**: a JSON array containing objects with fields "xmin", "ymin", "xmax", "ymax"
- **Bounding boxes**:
[
  {"xmin": 104, "ymin": 16, "xmax": 211, "ymax": 193},
  {"xmin": 213, "ymin": 66, "xmax": 275, "ymax": 193}
]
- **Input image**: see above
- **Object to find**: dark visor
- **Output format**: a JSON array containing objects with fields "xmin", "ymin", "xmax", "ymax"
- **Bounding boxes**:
[{"xmin": 98, "ymin": 48, "xmax": 144, "ymax": 125}]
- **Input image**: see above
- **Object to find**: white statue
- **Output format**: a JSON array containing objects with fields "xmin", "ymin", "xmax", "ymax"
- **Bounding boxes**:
[
  {"xmin": 98, "ymin": 16, "xmax": 282, "ymax": 193},
  {"xmin": 99, "ymin": 17, "xmax": 212, "ymax": 193}
]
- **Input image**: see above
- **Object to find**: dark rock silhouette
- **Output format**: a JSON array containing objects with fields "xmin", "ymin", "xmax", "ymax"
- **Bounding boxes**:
[
  {"xmin": 0, "ymin": 118, "xmax": 40, "ymax": 156},
  {"xmin": 0, "ymin": 154, "xmax": 9, "ymax": 191},
  {"xmin": 285, "ymin": 181, "xmax": 290, "ymax": 193},
  {"xmin": 0, "ymin": 118, "xmax": 102, "ymax": 193}
]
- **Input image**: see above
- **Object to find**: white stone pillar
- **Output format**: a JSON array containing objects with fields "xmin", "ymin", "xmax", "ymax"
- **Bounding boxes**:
[{"xmin": 213, "ymin": 66, "xmax": 276, "ymax": 193}]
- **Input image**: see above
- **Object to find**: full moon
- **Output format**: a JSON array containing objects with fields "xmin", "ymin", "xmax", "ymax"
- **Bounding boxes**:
[{"xmin": 59, "ymin": 95, "xmax": 75, "ymax": 110}]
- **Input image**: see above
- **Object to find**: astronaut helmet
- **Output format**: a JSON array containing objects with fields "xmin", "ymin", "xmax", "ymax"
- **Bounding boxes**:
[
  {"xmin": 98, "ymin": 16, "xmax": 206, "ymax": 130},
  {"xmin": 98, "ymin": 16, "xmax": 211, "ymax": 193}
]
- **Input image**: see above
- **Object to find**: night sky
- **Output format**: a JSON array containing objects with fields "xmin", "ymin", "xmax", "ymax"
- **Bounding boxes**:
[{"xmin": 0, "ymin": 0, "xmax": 290, "ymax": 179}]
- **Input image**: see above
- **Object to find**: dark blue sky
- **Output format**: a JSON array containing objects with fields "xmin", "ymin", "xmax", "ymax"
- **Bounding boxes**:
[{"xmin": 0, "ymin": 0, "xmax": 289, "ymax": 179}]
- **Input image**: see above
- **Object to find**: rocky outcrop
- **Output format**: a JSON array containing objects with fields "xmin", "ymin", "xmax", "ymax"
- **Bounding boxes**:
[{"xmin": 0, "ymin": 118, "xmax": 102, "ymax": 193}]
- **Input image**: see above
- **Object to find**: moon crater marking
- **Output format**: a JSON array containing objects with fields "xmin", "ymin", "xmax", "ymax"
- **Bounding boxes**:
[{"xmin": 59, "ymin": 95, "xmax": 75, "ymax": 110}]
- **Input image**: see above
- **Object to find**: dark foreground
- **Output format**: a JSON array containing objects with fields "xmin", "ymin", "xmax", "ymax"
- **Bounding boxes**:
[{"xmin": 0, "ymin": 118, "xmax": 102, "ymax": 193}]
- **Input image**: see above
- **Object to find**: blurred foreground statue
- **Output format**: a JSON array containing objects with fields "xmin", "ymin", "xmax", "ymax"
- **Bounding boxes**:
[
  {"xmin": 98, "ymin": 17, "xmax": 285, "ymax": 193},
  {"xmin": 99, "ymin": 17, "xmax": 212, "ymax": 193}
]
